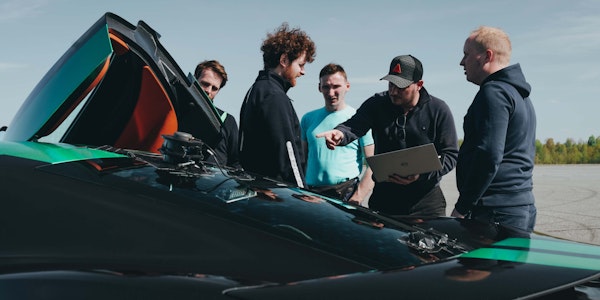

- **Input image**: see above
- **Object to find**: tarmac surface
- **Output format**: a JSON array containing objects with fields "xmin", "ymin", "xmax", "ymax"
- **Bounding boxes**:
[{"xmin": 439, "ymin": 164, "xmax": 600, "ymax": 245}]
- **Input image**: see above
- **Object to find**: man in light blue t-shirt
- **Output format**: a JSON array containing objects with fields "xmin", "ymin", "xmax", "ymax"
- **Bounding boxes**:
[{"xmin": 301, "ymin": 63, "xmax": 374, "ymax": 204}]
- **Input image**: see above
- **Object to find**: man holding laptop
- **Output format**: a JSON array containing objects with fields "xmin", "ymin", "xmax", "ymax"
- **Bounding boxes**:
[{"xmin": 317, "ymin": 55, "xmax": 458, "ymax": 217}]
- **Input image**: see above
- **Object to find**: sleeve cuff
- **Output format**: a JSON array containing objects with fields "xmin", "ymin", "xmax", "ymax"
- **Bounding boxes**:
[{"xmin": 454, "ymin": 199, "xmax": 472, "ymax": 216}]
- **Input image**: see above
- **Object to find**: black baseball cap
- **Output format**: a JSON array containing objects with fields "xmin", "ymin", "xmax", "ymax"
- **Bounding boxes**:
[{"xmin": 380, "ymin": 55, "xmax": 423, "ymax": 88}]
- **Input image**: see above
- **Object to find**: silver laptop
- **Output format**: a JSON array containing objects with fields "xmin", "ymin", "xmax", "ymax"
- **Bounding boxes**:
[{"xmin": 366, "ymin": 143, "xmax": 442, "ymax": 182}]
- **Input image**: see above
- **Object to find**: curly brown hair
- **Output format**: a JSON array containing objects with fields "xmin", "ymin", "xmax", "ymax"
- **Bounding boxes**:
[{"xmin": 261, "ymin": 23, "xmax": 316, "ymax": 70}]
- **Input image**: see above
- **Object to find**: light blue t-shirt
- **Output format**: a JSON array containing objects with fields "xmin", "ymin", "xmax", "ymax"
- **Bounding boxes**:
[{"xmin": 301, "ymin": 106, "xmax": 374, "ymax": 186}]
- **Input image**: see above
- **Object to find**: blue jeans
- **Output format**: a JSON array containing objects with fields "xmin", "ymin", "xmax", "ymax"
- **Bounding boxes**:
[{"xmin": 470, "ymin": 204, "xmax": 537, "ymax": 233}]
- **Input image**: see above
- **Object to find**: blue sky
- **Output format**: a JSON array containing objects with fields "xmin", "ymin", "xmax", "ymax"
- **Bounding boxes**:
[{"xmin": 1, "ymin": 0, "xmax": 599, "ymax": 143}]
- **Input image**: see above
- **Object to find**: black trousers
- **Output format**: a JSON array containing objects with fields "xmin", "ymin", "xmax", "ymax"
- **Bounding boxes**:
[
  {"xmin": 308, "ymin": 178, "xmax": 359, "ymax": 201},
  {"xmin": 369, "ymin": 184, "xmax": 446, "ymax": 217}
]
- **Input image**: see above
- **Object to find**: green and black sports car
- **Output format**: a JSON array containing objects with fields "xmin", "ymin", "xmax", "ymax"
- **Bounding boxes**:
[{"xmin": 0, "ymin": 13, "xmax": 599, "ymax": 300}]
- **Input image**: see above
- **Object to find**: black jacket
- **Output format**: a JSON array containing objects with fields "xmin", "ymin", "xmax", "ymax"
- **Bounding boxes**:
[
  {"xmin": 455, "ymin": 64, "xmax": 536, "ymax": 214},
  {"xmin": 239, "ymin": 70, "xmax": 306, "ymax": 186},
  {"xmin": 212, "ymin": 108, "xmax": 240, "ymax": 168},
  {"xmin": 336, "ymin": 87, "xmax": 458, "ymax": 212}
]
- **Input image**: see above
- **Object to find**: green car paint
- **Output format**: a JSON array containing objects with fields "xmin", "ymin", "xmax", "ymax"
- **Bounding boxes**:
[
  {"xmin": 494, "ymin": 237, "xmax": 600, "ymax": 257},
  {"xmin": 4, "ymin": 23, "xmax": 112, "ymax": 141},
  {"xmin": 0, "ymin": 141, "xmax": 125, "ymax": 164},
  {"xmin": 462, "ymin": 238, "xmax": 600, "ymax": 271}
]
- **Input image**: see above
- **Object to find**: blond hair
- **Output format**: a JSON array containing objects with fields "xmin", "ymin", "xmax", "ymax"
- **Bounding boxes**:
[{"xmin": 470, "ymin": 26, "xmax": 512, "ymax": 66}]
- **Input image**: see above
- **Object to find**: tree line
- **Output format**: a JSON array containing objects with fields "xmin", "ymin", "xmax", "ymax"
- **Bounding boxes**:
[
  {"xmin": 456, "ymin": 135, "xmax": 600, "ymax": 164},
  {"xmin": 535, "ymin": 135, "xmax": 600, "ymax": 164}
]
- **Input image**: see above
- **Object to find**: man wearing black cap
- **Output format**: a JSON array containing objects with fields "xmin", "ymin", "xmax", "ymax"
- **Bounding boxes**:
[{"xmin": 317, "ymin": 55, "xmax": 458, "ymax": 217}]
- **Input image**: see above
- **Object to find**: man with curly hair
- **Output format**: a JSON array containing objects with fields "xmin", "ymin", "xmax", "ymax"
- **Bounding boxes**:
[{"xmin": 239, "ymin": 23, "xmax": 316, "ymax": 187}]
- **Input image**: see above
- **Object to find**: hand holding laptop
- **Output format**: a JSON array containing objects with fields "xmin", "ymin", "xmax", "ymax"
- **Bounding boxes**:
[
  {"xmin": 388, "ymin": 173, "xmax": 420, "ymax": 185},
  {"xmin": 366, "ymin": 143, "xmax": 442, "ymax": 183}
]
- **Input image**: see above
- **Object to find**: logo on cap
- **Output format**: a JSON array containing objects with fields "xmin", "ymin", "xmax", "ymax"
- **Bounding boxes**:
[{"xmin": 392, "ymin": 64, "xmax": 402, "ymax": 74}]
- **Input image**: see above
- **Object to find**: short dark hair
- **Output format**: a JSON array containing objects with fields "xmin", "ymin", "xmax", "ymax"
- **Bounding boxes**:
[
  {"xmin": 319, "ymin": 63, "xmax": 347, "ymax": 80},
  {"xmin": 261, "ymin": 23, "xmax": 316, "ymax": 70},
  {"xmin": 194, "ymin": 60, "xmax": 228, "ymax": 88}
]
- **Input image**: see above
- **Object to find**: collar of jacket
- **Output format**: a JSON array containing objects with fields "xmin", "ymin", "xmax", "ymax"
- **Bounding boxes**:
[{"xmin": 257, "ymin": 70, "xmax": 293, "ymax": 93}]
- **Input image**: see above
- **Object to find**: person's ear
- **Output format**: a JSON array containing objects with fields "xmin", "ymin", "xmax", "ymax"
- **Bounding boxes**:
[
  {"xmin": 484, "ymin": 49, "xmax": 494, "ymax": 63},
  {"xmin": 279, "ymin": 54, "xmax": 289, "ymax": 68}
]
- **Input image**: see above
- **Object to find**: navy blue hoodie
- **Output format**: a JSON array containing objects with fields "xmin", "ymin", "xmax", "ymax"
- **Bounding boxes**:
[{"xmin": 455, "ymin": 64, "xmax": 536, "ymax": 214}]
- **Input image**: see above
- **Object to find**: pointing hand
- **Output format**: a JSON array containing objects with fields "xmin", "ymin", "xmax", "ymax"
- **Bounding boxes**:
[{"xmin": 316, "ymin": 129, "xmax": 344, "ymax": 150}]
